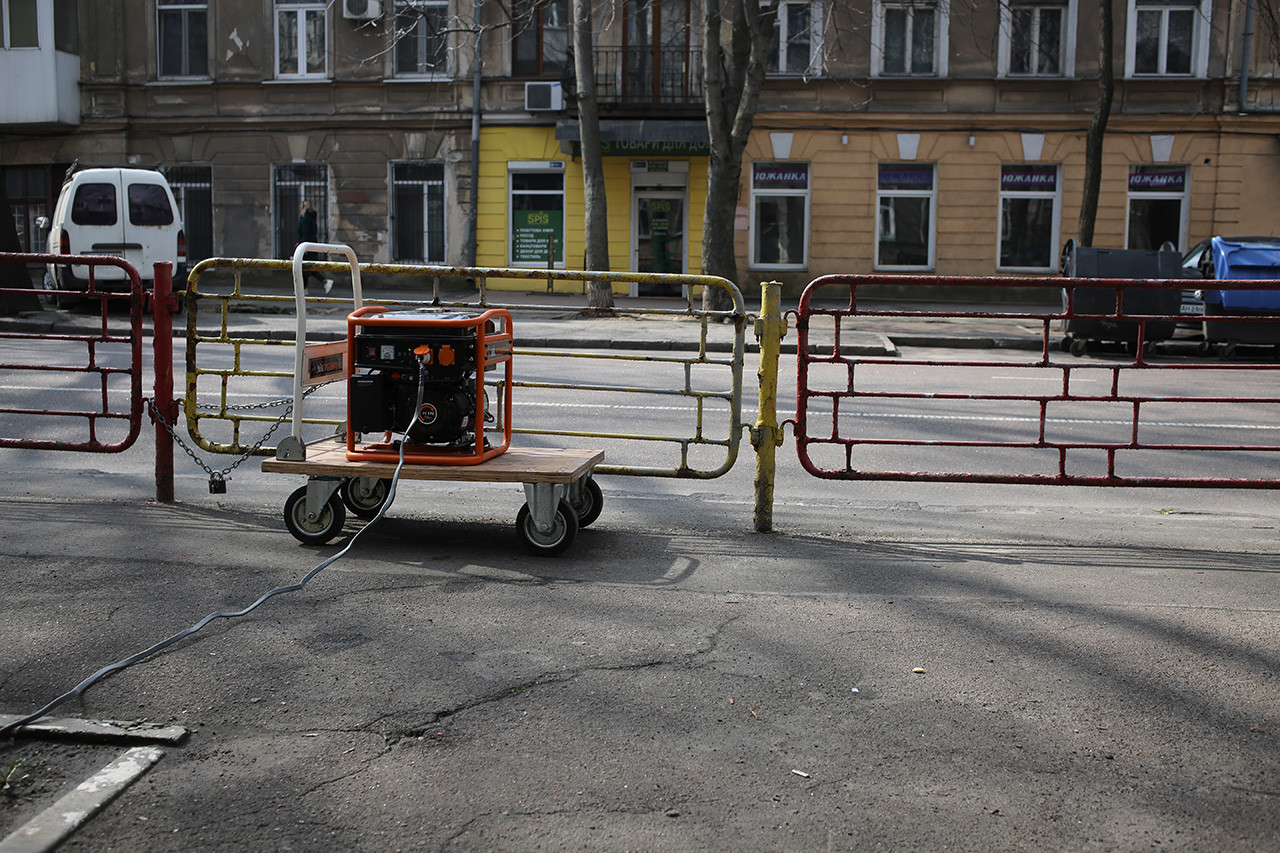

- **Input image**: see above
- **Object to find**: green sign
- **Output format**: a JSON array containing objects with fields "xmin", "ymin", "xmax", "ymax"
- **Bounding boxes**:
[
  {"xmin": 571, "ymin": 140, "xmax": 710, "ymax": 157},
  {"xmin": 511, "ymin": 209, "xmax": 563, "ymax": 265}
]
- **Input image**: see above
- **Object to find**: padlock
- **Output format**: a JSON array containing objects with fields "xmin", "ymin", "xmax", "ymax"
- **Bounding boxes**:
[{"xmin": 209, "ymin": 473, "xmax": 227, "ymax": 494}]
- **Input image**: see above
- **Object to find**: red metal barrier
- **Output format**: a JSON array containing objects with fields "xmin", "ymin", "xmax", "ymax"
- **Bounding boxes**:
[
  {"xmin": 794, "ymin": 275, "xmax": 1280, "ymax": 488},
  {"xmin": 0, "ymin": 252, "xmax": 144, "ymax": 453}
]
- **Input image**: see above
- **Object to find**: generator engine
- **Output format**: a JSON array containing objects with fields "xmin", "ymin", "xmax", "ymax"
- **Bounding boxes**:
[{"xmin": 345, "ymin": 306, "xmax": 513, "ymax": 465}]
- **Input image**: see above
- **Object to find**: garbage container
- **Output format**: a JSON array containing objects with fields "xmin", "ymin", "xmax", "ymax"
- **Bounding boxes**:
[
  {"xmin": 1059, "ymin": 240, "xmax": 1184, "ymax": 356},
  {"xmin": 1199, "ymin": 236, "xmax": 1280, "ymax": 357}
]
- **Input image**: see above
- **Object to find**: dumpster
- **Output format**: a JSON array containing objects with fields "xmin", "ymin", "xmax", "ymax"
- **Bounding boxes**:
[
  {"xmin": 1059, "ymin": 240, "xmax": 1184, "ymax": 356},
  {"xmin": 1199, "ymin": 236, "xmax": 1280, "ymax": 357}
]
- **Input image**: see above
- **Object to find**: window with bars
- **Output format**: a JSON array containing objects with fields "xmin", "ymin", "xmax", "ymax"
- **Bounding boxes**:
[
  {"xmin": 166, "ymin": 165, "xmax": 213, "ymax": 265},
  {"xmin": 273, "ymin": 164, "xmax": 328, "ymax": 258},
  {"xmin": 391, "ymin": 163, "xmax": 445, "ymax": 263}
]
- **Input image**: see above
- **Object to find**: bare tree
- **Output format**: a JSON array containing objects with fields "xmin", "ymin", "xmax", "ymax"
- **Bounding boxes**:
[
  {"xmin": 700, "ymin": 0, "xmax": 780, "ymax": 311},
  {"xmin": 571, "ymin": 0, "xmax": 615, "ymax": 310},
  {"xmin": 1077, "ymin": 0, "xmax": 1114, "ymax": 247}
]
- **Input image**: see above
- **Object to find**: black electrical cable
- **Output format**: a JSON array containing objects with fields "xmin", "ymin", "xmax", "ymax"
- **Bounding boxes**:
[{"xmin": 0, "ymin": 364, "xmax": 430, "ymax": 740}]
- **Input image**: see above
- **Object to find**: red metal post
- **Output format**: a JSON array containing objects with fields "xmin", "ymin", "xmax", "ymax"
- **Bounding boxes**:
[{"xmin": 152, "ymin": 262, "xmax": 176, "ymax": 502}]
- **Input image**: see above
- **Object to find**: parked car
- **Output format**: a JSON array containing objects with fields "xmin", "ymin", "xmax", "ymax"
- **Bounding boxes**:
[{"xmin": 41, "ymin": 166, "xmax": 186, "ymax": 305}]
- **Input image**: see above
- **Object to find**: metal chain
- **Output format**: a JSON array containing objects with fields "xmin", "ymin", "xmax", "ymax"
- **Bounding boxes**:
[
  {"xmin": 196, "ymin": 384, "xmax": 321, "ymax": 412},
  {"xmin": 148, "ymin": 397, "xmax": 293, "ymax": 481}
]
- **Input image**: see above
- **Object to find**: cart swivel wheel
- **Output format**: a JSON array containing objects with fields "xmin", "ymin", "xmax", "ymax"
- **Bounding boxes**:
[
  {"xmin": 516, "ymin": 499, "xmax": 579, "ymax": 556},
  {"xmin": 569, "ymin": 477, "xmax": 604, "ymax": 528},
  {"xmin": 1069, "ymin": 338, "xmax": 1088, "ymax": 357},
  {"xmin": 340, "ymin": 477, "xmax": 392, "ymax": 520},
  {"xmin": 284, "ymin": 485, "xmax": 346, "ymax": 545}
]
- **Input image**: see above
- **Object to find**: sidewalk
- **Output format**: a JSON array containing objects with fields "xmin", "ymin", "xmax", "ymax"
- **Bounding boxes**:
[{"xmin": 2, "ymin": 280, "xmax": 1067, "ymax": 356}]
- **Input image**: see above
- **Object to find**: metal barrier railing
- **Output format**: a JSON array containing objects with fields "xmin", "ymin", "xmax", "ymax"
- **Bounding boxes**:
[
  {"xmin": 0, "ymin": 252, "xmax": 144, "ymax": 453},
  {"xmin": 184, "ymin": 258, "xmax": 746, "ymax": 479},
  {"xmin": 794, "ymin": 274, "xmax": 1280, "ymax": 488}
]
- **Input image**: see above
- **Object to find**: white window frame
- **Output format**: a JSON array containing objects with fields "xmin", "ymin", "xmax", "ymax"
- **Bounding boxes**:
[
  {"xmin": 1124, "ymin": 0, "xmax": 1210, "ymax": 78},
  {"xmin": 997, "ymin": 164, "xmax": 1061, "ymax": 272},
  {"xmin": 2, "ymin": 0, "xmax": 39, "ymax": 48},
  {"xmin": 390, "ymin": 162, "xmax": 447, "ymax": 263},
  {"xmin": 1125, "ymin": 164, "xmax": 1188, "ymax": 251},
  {"xmin": 393, "ymin": 0, "xmax": 451, "ymax": 79},
  {"xmin": 768, "ymin": 0, "xmax": 824, "ymax": 77},
  {"xmin": 157, "ymin": 0, "xmax": 209, "ymax": 79},
  {"xmin": 275, "ymin": 0, "xmax": 328, "ymax": 80},
  {"xmin": 998, "ymin": 0, "xmax": 1076, "ymax": 77},
  {"xmin": 749, "ymin": 162, "xmax": 811, "ymax": 271},
  {"xmin": 871, "ymin": 0, "xmax": 949, "ymax": 77},
  {"xmin": 508, "ymin": 161, "xmax": 566, "ymax": 269},
  {"xmin": 875, "ymin": 163, "xmax": 936, "ymax": 271}
]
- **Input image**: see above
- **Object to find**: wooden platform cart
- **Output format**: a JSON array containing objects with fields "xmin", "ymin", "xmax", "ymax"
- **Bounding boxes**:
[{"xmin": 262, "ymin": 441, "xmax": 604, "ymax": 555}]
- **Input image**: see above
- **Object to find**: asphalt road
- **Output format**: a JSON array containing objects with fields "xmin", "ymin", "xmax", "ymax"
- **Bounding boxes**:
[{"xmin": 1, "ymin": 325, "xmax": 1279, "ymax": 850}]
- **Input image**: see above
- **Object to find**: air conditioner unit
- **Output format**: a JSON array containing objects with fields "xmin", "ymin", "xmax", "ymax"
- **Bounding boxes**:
[
  {"xmin": 524, "ymin": 81, "xmax": 564, "ymax": 112},
  {"xmin": 343, "ymin": 0, "xmax": 382, "ymax": 21}
]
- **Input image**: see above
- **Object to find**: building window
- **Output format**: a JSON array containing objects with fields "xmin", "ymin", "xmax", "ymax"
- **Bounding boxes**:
[
  {"xmin": 394, "ymin": 0, "xmax": 449, "ymax": 77},
  {"xmin": 2, "ymin": 0, "xmax": 38, "ymax": 48},
  {"xmin": 1127, "ymin": 164, "xmax": 1186, "ymax": 250},
  {"xmin": 273, "ymin": 164, "xmax": 328, "ymax": 258},
  {"xmin": 876, "ymin": 163, "xmax": 935, "ymax": 269},
  {"xmin": 768, "ymin": 1, "xmax": 822, "ymax": 76},
  {"xmin": 750, "ymin": 162, "xmax": 809, "ymax": 269},
  {"xmin": 1127, "ymin": 0, "xmax": 1208, "ymax": 76},
  {"xmin": 391, "ymin": 163, "xmax": 445, "ymax": 263},
  {"xmin": 166, "ymin": 165, "xmax": 213, "ymax": 265},
  {"xmin": 999, "ymin": 165, "xmax": 1059, "ymax": 270},
  {"xmin": 873, "ymin": 0, "xmax": 947, "ymax": 76},
  {"xmin": 508, "ymin": 162, "xmax": 565, "ymax": 268},
  {"xmin": 276, "ymin": 0, "xmax": 327, "ymax": 78},
  {"xmin": 158, "ymin": 0, "xmax": 208, "ymax": 77},
  {"xmin": 5, "ymin": 165, "xmax": 51, "ymax": 252},
  {"xmin": 512, "ymin": 0, "xmax": 568, "ymax": 77},
  {"xmin": 1001, "ymin": 1, "xmax": 1074, "ymax": 76}
]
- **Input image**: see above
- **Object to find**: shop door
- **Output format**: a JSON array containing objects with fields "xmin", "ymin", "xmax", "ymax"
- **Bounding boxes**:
[{"xmin": 633, "ymin": 191, "xmax": 685, "ymax": 296}]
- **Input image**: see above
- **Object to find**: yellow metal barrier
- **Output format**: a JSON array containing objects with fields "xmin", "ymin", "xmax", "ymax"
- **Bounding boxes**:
[
  {"xmin": 751, "ymin": 282, "xmax": 786, "ymax": 532},
  {"xmin": 183, "ymin": 258, "xmax": 747, "ymax": 480}
]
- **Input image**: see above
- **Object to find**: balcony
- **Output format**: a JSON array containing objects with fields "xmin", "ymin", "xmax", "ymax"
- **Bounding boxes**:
[{"xmin": 592, "ymin": 47, "xmax": 703, "ymax": 108}]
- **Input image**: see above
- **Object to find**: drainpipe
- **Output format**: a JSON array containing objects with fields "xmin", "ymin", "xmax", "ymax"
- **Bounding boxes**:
[
  {"xmin": 465, "ymin": 0, "xmax": 482, "ymax": 267},
  {"xmin": 1240, "ymin": 0, "xmax": 1255, "ymax": 112}
]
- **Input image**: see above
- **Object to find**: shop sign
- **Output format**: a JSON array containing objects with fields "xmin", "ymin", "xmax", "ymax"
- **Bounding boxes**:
[
  {"xmin": 1129, "ymin": 166, "xmax": 1186, "ymax": 193},
  {"xmin": 511, "ymin": 209, "xmax": 563, "ymax": 264},
  {"xmin": 753, "ymin": 163, "xmax": 809, "ymax": 189},
  {"xmin": 878, "ymin": 165, "xmax": 934, "ymax": 191},
  {"xmin": 1001, "ymin": 165, "xmax": 1058, "ymax": 191}
]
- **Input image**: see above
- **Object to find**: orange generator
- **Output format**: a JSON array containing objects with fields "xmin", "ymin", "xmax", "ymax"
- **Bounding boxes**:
[{"xmin": 345, "ymin": 305, "xmax": 512, "ymax": 465}]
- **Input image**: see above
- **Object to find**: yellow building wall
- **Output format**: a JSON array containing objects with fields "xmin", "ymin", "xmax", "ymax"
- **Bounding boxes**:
[
  {"xmin": 478, "ymin": 126, "xmax": 708, "ymax": 293},
  {"xmin": 741, "ymin": 119, "xmax": 1255, "ymax": 292}
]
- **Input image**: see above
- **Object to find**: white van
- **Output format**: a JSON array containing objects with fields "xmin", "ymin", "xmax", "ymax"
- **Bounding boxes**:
[{"xmin": 45, "ymin": 167, "xmax": 186, "ymax": 299}]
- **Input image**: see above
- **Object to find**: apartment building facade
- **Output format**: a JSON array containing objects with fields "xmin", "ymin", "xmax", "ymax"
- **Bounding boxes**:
[{"xmin": 3, "ymin": 0, "xmax": 1280, "ymax": 295}]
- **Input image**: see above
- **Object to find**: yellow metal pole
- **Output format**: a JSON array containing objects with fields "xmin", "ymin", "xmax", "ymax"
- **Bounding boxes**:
[{"xmin": 753, "ymin": 281, "xmax": 784, "ymax": 533}]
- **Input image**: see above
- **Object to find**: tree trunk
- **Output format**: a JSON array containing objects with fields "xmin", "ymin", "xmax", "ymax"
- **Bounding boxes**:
[
  {"xmin": 1077, "ymin": 0, "xmax": 1115, "ymax": 248},
  {"xmin": 700, "ymin": 0, "xmax": 777, "ymax": 311},
  {"xmin": 571, "ymin": 0, "xmax": 614, "ymax": 311},
  {"xmin": 0, "ymin": 178, "xmax": 40, "ymax": 315}
]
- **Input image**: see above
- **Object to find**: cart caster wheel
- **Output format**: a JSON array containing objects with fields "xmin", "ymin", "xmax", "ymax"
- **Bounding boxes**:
[
  {"xmin": 516, "ymin": 499, "xmax": 578, "ymax": 556},
  {"xmin": 1059, "ymin": 336, "xmax": 1072, "ymax": 353},
  {"xmin": 340, "ymin": 477, "xmax": 391, "ymax": 520},
  {"xmin": 568, "ymin": 477, "xmax": 604, "ymax": 528},
  {"xmin": 284, "ymin": 486, "xmax": 346, "ymax": 545},
  {"xmin": 1069, "ymin": 338, "xmax": 1088, "ymax": 357}
]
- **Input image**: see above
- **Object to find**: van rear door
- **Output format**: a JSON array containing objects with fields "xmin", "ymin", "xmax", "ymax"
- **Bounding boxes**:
[
  {"xmin": 124, "ymin": 176, "xmax": 179, "ymax": 280},
  {"xmin": 68, "ymin": 173, "xmax": 129, "ymax": 285}
]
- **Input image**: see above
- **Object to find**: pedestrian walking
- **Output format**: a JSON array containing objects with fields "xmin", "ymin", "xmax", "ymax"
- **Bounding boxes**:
[{"xmin": 297, "ymin": 201, "xmax": 332, "ymax": 294}]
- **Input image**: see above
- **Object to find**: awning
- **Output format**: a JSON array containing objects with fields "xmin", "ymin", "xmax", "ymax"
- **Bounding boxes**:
[{"xmin": 555, "ymin": 119, "xmax": 708, "ymax": 144}]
